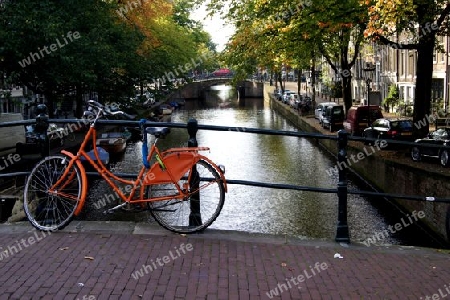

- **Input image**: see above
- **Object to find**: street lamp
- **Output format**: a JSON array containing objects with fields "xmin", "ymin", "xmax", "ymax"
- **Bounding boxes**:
[{"xmin": 363, "ymin": 63, "xmax": 376, "ymax": 126}]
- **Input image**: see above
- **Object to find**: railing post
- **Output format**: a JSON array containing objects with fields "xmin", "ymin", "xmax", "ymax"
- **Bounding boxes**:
[
  {"xmin": 187, "ymin": 118, "xmax": 202, "ymax": 226},
  {"xmin": 335, "ymin": 129, "xmax": 350, "ymax": 243},
  {"xmin": 35, "ymin": 104, "xmax": 50, "ymax": 157}
]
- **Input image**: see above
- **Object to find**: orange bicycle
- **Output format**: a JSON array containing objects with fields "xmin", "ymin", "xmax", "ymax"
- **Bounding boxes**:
[{"xmin": 23, "ymin": 100, "xmax": 227, "ymax": 233}]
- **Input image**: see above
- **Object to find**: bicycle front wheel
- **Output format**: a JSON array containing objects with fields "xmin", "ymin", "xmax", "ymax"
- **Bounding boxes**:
[
  {"xmin": 147, "ymin": 159, "xmax": 225, "ymax": 233},
  {"xmin": 24, "ymin": 155, "xmax": 84, "ymax": 231}
]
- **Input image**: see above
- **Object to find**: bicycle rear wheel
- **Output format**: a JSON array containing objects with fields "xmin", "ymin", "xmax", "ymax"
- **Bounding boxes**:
[
  {"xmin": 24, "ymin": 155, "xmax": 83, "ymax": 231},
  {"xmin": 147, "ymin": 159, "xmax": 225, "ymax": 233}
]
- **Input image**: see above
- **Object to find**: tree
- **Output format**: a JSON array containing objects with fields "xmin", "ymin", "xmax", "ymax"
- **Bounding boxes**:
[
  {"xmin": 213, "ymin": 0, "xmax": 312, "ymax": 88},
  {"xmin": 0, "ymin": 0, "xmax": 145, "ymax": 116},
  {"xmin": 117, "ymin": 0, "xmax": 216, "ymax": 90},
  {"xmin": 383, "ymin": 84, "xmax": 400, "ymax": 113},
  {"xmin": 367, "ymin": 0, "xmax": 450, "ymax": 137},
  {"xmin": 297, "ymin": 0, "xmax": 370, "ymax": 113},
  {"xmin": 206, "ymin": 0, "xmax": 370, "ymax": 113}
]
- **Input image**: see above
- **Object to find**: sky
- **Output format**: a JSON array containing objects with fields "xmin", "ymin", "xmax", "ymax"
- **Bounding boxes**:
[{"xmin": 191, "ymin": 4, "xmax": 235, "ymax": 52}]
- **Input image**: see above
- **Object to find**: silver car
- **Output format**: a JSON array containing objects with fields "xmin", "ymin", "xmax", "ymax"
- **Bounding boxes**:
[
  {"xmin": 282, "ymin": 90, "xmax": 292, "ymax": 104},
  {"xmin": 315, "ymin": 102, "xmax": 338, "ymax": 124},
  {"xmin": 289, "ymin": 93, "xmax": 300, "ymax": 108}
]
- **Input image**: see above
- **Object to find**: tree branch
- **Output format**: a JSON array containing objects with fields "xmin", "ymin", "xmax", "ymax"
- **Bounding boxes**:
[
  {"xmin": 318, "ymin": 43, "xmax": 338, "ymax": 73},
  {"xmin": 375, "ymin": 3, "xmax": 450, "ymax": 50},
  {"xmin": 435, "ymin": 3, "xmax": 450, "ymax": 29},
  {"xmin": 374, "ymin": 34, "xmax": 419, "ymax": 50}
]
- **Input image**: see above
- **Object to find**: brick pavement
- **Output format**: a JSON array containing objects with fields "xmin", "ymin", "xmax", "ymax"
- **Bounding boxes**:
[{"xmin": 0, "ymin": 221, "xmax": 449, "ymax": 299}]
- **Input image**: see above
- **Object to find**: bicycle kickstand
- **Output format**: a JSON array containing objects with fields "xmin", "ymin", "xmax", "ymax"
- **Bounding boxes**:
[{"xmin": 103, "ymin": 202, "xmax": 128, "ymax": 214}]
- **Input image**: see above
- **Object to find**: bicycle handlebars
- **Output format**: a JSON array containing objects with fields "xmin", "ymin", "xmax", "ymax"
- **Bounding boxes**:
[
  {"xmin": 88, "ymin": 100, "xmax": 104, "ymax": 110},
  {"xmin": 86, "ymin": 100, "xmax": 136, "ymax": 120}
]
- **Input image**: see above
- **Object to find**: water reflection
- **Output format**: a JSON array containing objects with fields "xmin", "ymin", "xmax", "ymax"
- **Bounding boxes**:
[
  {"xmin": 83, "ymin": 85, "xmax": 444, "ymax": 248},
  {"xmin": 169, "ymin": 98, "xmax": 377, "ymax": 241}
]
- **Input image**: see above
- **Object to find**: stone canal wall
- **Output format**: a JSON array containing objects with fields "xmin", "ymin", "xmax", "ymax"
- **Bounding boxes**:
[{"xmin": 264, "ymin": 87, "xmax": 450, "ymax": 243}]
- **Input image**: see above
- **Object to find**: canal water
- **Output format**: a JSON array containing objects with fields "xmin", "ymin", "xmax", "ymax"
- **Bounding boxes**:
[{"xmin": 82, "ymin": 85, "xmax": 446, "ymax": 248}]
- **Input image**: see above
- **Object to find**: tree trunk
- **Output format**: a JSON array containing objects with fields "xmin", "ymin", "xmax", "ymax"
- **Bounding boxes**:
[
  {"xmin": 342, "ymin": 75, "xmax": 352, "ymax": 112},
  {"xmin": 340, "ymin": 55, "xmax": 353, "ymax": 113},
  {"xmin": 413, "ymin": 35, "xmax": 435, "ymax": 138},
  {"xmin": 277, "ymin": 72, "xmax": 283, "ymax": 91},
  {"xmin": 310, "ymin": 59, "xmax": 316, "ymax": 109}
]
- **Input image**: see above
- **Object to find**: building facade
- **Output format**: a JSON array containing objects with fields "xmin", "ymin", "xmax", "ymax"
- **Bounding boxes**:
[{"xmin": 315, "ymin": 34, "xmax": 450, "ymax": 116}]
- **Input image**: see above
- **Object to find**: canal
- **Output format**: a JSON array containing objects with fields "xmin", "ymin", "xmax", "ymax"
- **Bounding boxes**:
[{"xmin": 82, "ymin": 85, "xmax": 445, "ymax": 248}]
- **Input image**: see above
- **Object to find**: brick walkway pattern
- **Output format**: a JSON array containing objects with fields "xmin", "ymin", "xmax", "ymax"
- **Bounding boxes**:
[
  {"xmin": 1, "ymin": 84, "xmax": 449, "ymax": 299},
  {"xmin": 0, "ymin": 222, "xmax": 449, "ymax": 300}
]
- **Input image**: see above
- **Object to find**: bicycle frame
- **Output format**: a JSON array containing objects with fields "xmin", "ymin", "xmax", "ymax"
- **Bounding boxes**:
[{"xmin": 49, "ymin": 110, "xmax": 227, "ymax": 216}]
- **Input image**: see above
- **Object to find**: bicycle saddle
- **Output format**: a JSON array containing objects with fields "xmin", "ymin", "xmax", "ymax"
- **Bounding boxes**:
[{"xmin": 146, "ymin": 127, "xmax": 171, "ymax": 138}]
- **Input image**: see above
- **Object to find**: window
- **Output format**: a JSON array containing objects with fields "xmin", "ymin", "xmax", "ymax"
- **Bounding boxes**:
[
  {"xmin": 373, "ymin": 120, "xmax": 384, "ymax": 127},
  {"xmin": 408, "ymin": 51, "xmax": 415, "ymax": 76},
  {"xmin": 333, "ymin": 107, "xmax": 343, "ymax": 115},
  {"xmin": 400, "ymin": 52, "xmax": 405, "ymax": 76},
  {"xmin": 391, "ymin": 120, "xmax": 412, "ymax": 130}
]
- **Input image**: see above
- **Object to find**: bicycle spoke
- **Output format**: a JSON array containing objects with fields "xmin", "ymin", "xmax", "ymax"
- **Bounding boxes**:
[
  {"xmin": 147, "ymin": 159, "xmax": 225, "ymax": 233},
  {"xmin": 24, "ymin": 155, "xmax": 83, "ymax": 231}
]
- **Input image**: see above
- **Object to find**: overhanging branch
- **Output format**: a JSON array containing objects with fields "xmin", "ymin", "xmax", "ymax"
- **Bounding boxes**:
[
  {"xmin": 374, "ymin": 34, "xmax": 419, "ymax": 50},
  {"xmin": 318, "ymin": 43, "xmax": 338, "ymax": 73},
  {"xmin": 435, "ymin": 3, "xmax": 450, "ymax": 28}
]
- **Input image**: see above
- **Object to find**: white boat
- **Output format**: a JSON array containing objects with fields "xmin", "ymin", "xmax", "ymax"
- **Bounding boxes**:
[
  {"xmin": 159, "ymin": 104, "xmax": 174, "ymax": 115},
  {"xmin": 96, "ymin": 132, "xmax": 127, "ymax": 154}
]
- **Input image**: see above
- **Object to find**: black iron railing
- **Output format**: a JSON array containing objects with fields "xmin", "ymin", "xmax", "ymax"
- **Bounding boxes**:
[{"xmin": 1, "ymin": 114, "xmax": 450, "ymax": 243}]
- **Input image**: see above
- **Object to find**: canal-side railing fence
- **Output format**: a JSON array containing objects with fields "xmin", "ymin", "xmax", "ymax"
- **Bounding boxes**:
[{"xmin": 1, "ymin": 113, "xmax": 450, "ymax": 244}]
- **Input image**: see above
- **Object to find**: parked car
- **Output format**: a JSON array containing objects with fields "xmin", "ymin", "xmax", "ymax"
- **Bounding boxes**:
[
  {"xmin": 411, "ymin": 128, "xmax": 450, "ymax": 167},
  {"xmin": 289, "ymin": 93, "xmax": 300, "ymax": 108},
  {"xmin": 363, "ymin": 118, "xmax": 414, "ymax": 146},
  {"xmin": 274, "ymin": 89, "xmax": 283, "ymax": 100},
  {"xmin": 281, "ymin": 90, "xmax": 292, "ymax": 104},
  {"xmin": 298, "ymin": 96, "xmax": 312, "ymax": 114},
  {"xmin": 315, "ymin": 102, "xmax": 338, "ymax": 124},
  {"xmin": 343, "ymin": 105, "xmax": 383, "ymax": 136},
  {"xmin": 321, "ymin": 105, "xmax": 345, "ymax": 132}
]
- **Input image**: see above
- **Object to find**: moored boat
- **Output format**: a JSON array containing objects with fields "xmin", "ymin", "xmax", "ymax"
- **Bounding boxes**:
[
  {"xmin": 159, "ymin": 104, "xmax": 174, "ymax": 115},
  {"xmin": 81, "ymin": 146, "xmax": 110, "ymax": 166},
  {"xmin": 96, "ymin": 132, "xmax": 127, "ymax": 154}
]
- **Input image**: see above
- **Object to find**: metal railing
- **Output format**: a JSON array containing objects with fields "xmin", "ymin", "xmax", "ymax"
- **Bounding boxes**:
[{"xmin": 1, "ymin": 114, "xmax": 450, "ymax": 243}]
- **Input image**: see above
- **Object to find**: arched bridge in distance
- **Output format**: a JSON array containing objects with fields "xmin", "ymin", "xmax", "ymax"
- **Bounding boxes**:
[{"xmin": 172, "ymin": 78, "xmax": 264, "ymax": 100}]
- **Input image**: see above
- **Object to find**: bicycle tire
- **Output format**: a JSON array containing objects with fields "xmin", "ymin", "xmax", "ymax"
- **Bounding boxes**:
[
  {"xmin": 23, "ymin": 155, "xmax": 83, "ymax": 231},
  {"xmin": 147, "ymin": 159, "xmax": 225, "ymax": 233}
]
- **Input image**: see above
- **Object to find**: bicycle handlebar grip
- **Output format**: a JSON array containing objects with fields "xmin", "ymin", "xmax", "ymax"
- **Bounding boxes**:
[{"xmin": 88, "ymin": 100, "xmax": 104, "ymax": 109}]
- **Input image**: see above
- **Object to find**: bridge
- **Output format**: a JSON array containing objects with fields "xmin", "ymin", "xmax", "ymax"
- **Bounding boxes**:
[
  {"xmin": 1, "ymin": 113, "xmax": 450, "ymax": 245},
  {"xmin": 172, "ymin": 78, "xmax": 264, "ymax": 99}
]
